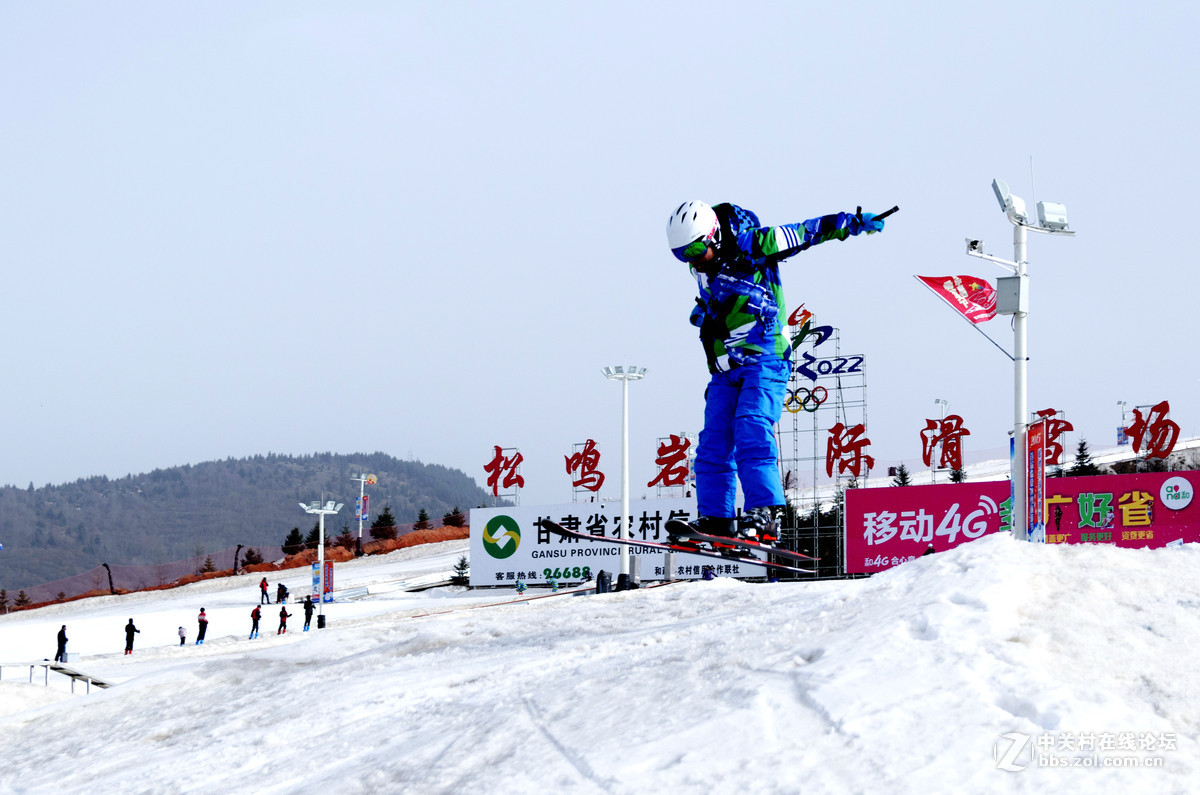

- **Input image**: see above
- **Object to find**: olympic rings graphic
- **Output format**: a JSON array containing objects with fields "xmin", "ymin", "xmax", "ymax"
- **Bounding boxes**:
[{"xmin": 784, "ymin": 386, "xmax": 828, "ymax": 413}]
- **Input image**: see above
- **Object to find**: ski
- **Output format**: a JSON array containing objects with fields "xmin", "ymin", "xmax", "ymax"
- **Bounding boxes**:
[
  {"xmin": 538, "ymin": 519, "xmax": 816, "ymax": 575},
  {"xmin": 664, "ymin": 519, "xmax": 819, "ymax": 563}
]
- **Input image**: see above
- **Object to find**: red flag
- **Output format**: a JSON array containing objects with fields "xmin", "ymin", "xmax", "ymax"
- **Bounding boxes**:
[{"xmin": 915, "ymin": 275, "xmax": 997, "ymax": 324}]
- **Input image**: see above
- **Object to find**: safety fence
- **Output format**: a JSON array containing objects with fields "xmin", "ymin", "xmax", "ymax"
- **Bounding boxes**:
[{"xmin": 8, "ymin": 521, "xmax": 452, "ymax": 607}]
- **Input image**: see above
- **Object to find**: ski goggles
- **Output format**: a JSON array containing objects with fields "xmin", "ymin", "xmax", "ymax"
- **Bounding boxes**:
[
  {"xmin": 672, "ymin": 239, "xmax": 711, "ymax": 263},
  {"xmin": 672, "ymin": 226, "xmax": 721, "ymax": 263}
]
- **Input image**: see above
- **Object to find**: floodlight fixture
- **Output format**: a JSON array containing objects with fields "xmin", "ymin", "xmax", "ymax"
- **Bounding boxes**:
[
  {"xmin": 602, "ymin": 365, "xmax": 646, "ymax": 381},
  {"xmin": 1037, "ymin": 201, "xmax": 1070, "ymax": 231},
  {"xmin": 992, "ymin": 178, "xmax": 1028, "ymax": 224}
]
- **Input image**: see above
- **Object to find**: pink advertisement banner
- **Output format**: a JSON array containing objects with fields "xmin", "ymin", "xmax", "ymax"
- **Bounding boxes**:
[{"xmin": 844, "ymin": 471, "xmax": 1199, "ymax": 574}]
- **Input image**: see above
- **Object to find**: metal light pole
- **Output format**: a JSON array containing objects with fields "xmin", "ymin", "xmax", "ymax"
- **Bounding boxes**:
[
  {"xmin": 932, "ymin": 398, "xmax": 949, "ymax": 483},
  {"xmin": 300, "ymin": 500, "xmax": 343, "ymax": 624},
  {"xmin": 967, "ymin": 179, "xmax": 1074, "ymax": 541},
  {"xmin": 350, "ymin": 473, "xmax": 377, "ymax": 539},
  {"xmin": 602, "ymin": 365, "xmax": 646, "ymax": 579}
]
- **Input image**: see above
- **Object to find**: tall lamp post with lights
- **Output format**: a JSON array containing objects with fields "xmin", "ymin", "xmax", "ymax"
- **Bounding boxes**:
[
  {"xmin": 350, "ymin": 473, "xmax": 377, "ymax": 540},
  {"xmin": 602, "ymin": 365, "xmax": 646, "ymax": 583},
  {"xmin": 966, "ymin": 178, "xmax": 1075, "ymax": 541},
  {"xmin": 300, "ymin": 499, "xmax": 343, "ymax": 626}
]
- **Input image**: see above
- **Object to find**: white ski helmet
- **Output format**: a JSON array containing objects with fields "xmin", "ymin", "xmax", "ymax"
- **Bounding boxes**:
[{"xmin": 666, "ymin": 200, "xmax": 719, "ymax": 260}]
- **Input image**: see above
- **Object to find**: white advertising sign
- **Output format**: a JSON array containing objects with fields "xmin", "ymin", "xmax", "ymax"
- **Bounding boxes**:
[{"xmin": 468, "ymin": 500, "xmax": 762, "ymax": 587}]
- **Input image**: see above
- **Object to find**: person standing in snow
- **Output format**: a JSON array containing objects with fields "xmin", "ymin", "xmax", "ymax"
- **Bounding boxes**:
[
  {"xmin": 196, "ymin": 608, "xmax": 209, "ymax": 645},
  {"xmin": 665, "ymin": 200, "xmax": 886, "ymax": 544},
  {"xmin": 259, "ymin": 577, "xmax": 269, "ymax": 605},
  {"xmin": 250, "ymin": 605, "xmax": 261, "ymax": 639},
  {"xmin": 277, "ymin": 605, "xmax": 292, "ymax": 635},
  {"xmin": 178, "ymin": 626, "xmax": 187, "ymax": 646},
  {"xmin": 55, "ymin": 625, "xmax": 68, "ymax": 662},
  {"xmin": 276, "ymin": 582, "xmax": 288, "ymax": 604},
  {"xmin": 124, "ymin": 618, "xmax": 140, "ymax": 655},
  {"xmin": 302, "ymin": 595, "xmax": 315, "ymax": 631}
]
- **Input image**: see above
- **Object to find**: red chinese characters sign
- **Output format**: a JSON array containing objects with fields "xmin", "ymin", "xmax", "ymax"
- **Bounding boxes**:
[
  {"xmin": 920, "ymin": 414, "xmax": 970, "ymax": 471},
  {"xmin": 648, "ymin": 434, "xmax": 691, "ymax": 488},
  {"xmin": 1125, "ymin": 400, "xmax": 1180, "ymax": 459},
  {"xmin": 1034, "ymin": 408, "xmax": 1074, "ymax": 467},
  {"xmin": 845, "ymin": 471, "xmax": 1200, "ymax": 573},
  {"xmin": 565, "ymin": 439, "xmax": 605, "ymax": 492},
  {"xmin": 826, "ymin": 422, "xmax": 874, "ymax": 478},
  {"xmin": 484, "ymin": 446, "xmax": 525, "ymax": 497}
]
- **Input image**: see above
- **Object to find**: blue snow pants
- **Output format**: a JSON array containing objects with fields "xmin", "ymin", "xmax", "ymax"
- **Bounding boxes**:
[{"xmin": 695, "ymin": 357, "xmax": 789, "ymax": 518}]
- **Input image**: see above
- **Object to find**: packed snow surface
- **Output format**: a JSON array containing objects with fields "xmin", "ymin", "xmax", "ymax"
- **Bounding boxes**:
[{"xmin": 1, "ymin": 536, "xmax": 1197, "ymax": 794}]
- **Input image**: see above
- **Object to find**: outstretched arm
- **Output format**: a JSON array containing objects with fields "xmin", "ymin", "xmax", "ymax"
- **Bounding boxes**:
[{"xmin": 742, "ymin": 210, "xmax": 885, "ymax": 261}]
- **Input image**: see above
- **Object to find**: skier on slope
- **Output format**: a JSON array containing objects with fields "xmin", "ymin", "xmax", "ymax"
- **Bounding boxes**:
[
  {"xmin": 124, "ymin": 618, "xmax": 140, "ymax": 655},
  {"xmin": 665, "ymin": 200, "xmax": 886, "ymax": 545},
  {"xmin": 302, "ymin": 595, "xmax": 315, "ymax": 631},
  {"xmin": 196, "ymin": 608, "xmax": 209, "ymax": 645}
]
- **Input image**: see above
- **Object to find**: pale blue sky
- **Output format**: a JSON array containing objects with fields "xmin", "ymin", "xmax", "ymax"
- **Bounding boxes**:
[{"xmin": 1, "ymin": 2, "xmax": 1196, "ymax": 506}]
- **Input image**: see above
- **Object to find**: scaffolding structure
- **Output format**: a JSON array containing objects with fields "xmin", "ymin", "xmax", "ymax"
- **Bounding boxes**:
[{"xmin": 776, "ymin": 324, "xmax": 869, "ymax": 578}]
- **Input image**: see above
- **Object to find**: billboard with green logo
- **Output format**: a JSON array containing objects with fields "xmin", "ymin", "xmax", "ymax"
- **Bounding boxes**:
[{"xmin": 469, "ymin": 500, "xmax": 751, "ymax": 587}]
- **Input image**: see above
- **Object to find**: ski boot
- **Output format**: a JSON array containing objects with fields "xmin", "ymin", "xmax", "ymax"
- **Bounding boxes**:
[{"xmin": 737, "ymin": 506, "xmax": 784, "ymax": 545}]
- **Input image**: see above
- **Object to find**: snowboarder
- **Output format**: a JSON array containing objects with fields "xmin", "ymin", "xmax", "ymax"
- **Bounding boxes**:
[
  {"xmin": 665, "ymin": 200, "xmax": 886, "ymax": 544},
  {"xmin": 302, "ymin": 595, "xmax": 315, "ymax": 631},
  {"xmin": 277, "ymin": 605, "xmax": 292, "ymax": 634},
  {"xmin": 250, "ymin": 605, "xmax": 261, "ymax": 639},
  {"xmin": 54, "ymin": 625, "xmax": 68, "ymax": 663},
  {"xmin": 178, "ymin": 626, "xmax": 187, "ymax": 646},
  {"xmin": 196, "ymin": 608, "xmax": 209, "ymax": 645},
  {"xmin": 124, "ymin": 618, "xmax": 140, "ymax": 655},
  {"xmin": 259, "ymin": 577, "xmax": 270, "ymax": 605}
]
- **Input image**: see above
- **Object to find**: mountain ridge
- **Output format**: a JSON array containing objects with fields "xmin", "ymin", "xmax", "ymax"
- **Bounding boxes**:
[{"xmin": 0, "ymin": 452, "xmax": 494, "ymax": 591}]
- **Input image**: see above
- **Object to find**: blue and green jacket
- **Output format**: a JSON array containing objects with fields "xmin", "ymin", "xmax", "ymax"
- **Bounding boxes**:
[{"xmin": 689, "ymin": 202, "xmax": 862, "ymax": 373}]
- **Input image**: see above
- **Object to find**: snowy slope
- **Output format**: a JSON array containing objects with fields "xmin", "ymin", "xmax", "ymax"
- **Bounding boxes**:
[{"xmin": 1, "ymin": 536, "xmax": 1197, "ymax": 794}]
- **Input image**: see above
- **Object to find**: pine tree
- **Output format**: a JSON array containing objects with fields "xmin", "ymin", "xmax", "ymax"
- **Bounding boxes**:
[
  {"xmin": 451, "ymin": 554, "xmax": 470, "ymax": 586},
  {"xmin": 305, "ymin": 520, "xmax": 321, "ymax": 550},
  {"xmin": 1066, "ymin": 439, "xmax": 1104, "ymax": 477},
  {"xmin": 0, "ymin": 589, "xmax": 7, "ymax": 614},
  {"xmin": 199, "ymin": 555, "xmax": 217, "ymax": 574},
  {"xmin": 414, "ymin": 508, "xmax": 431, "ymax": 531},
  {"xmin": 242, "ymin": 548, "xmax": 264, "ymax": 566},
  {"xmin": 370, "ymin": 505, "xmax": 398, "ymax": 541},
  {"xmin": 443, "ymin": 507, "xmax": 466, "ymax": 527},
  {"xmin": 283, "ymin": 527, "xmax": 305, "ymax": 555},
  {"xmin": 891, "ymin": 463, "xmax": 912, "ymax": 487},
  {"xmin": 15, "ymin": 590, "xmax": 31, "ymax": 607}
]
